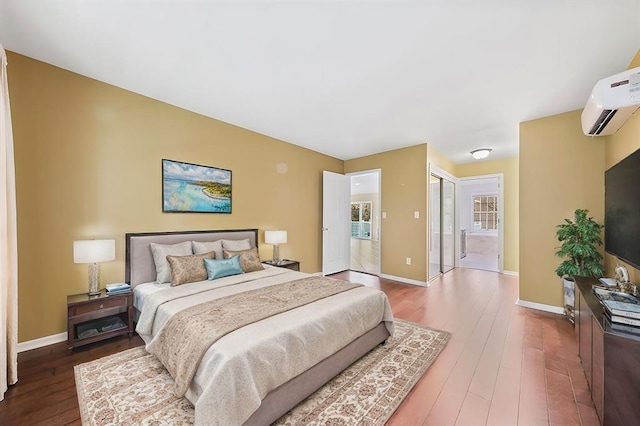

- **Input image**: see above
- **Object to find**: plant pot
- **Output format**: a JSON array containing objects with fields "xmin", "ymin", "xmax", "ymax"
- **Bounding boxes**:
[{"xmin": 562, "ymin": 277, "xmax": 575, "ymax": 323}]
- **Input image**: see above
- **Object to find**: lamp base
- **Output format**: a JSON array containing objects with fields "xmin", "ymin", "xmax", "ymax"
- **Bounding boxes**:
[
  {"xmin": 272, "ymin": 244, "xmax": 281, "ymax": 265},
  {"xmin": 88, "ymin": 263, "xmax": 101, "ymax": 296}
]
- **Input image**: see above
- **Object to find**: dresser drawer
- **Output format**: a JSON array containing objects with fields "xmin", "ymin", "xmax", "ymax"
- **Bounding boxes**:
[{"xmin": 70, "ymin": 296, "xmax": 128, "ymax": 317}]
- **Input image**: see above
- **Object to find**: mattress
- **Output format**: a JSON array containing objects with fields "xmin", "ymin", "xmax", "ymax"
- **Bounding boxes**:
[{"xmin": 134, "ymin": 266, "xmax": 394, "ymax": 425}]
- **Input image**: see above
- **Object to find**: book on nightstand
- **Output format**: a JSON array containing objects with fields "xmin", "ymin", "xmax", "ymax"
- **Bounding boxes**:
[{"xmin": 106, "ymin": 283, "xmax": 131, "ymax": 295}]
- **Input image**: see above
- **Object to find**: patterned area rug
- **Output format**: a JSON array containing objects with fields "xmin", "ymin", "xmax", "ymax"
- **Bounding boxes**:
[{"xmin": 74, "ymin": 319, "xmax": 450, "ymax": 425}]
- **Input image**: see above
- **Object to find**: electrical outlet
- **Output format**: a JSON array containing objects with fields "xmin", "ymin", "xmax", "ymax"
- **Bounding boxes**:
[
  {"xmin": 414, "ymin": 211, "xmax": 420, "ymax": 219},
  {"xmin": 382, "ymin": 212, "xmax": 387, "ymax": 219},
  {"xmin": 406, "ymin": 257, "xmax": 411, "ymax": 265}
]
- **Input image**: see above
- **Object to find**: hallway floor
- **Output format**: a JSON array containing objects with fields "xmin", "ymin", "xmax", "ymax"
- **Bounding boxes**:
[{"xmin": 350, "ymin": 237, "xmax": 379, "ymax": 275}]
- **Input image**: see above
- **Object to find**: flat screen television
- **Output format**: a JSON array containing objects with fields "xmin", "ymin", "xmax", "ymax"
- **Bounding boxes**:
[{"xmin": 605, "ymin": 147, "xmax": 640, "ymax": 270}]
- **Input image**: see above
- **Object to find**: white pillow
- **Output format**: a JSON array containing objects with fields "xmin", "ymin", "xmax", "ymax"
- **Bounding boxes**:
[
  {"xmin": 192, "ymin": 240, "xmax": 223, "ymax": 260},
  {"xmin": 221, "ymin": 238, "xmax": 252, "ymax": 251},
  {"xmin": 150, "ymin": 241, "xmax": 193, "ymax": 284}
]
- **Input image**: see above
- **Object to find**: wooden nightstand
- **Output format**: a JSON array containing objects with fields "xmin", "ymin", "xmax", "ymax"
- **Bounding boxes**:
[
  {"xmin": 67, "ymin": 290, "xmax": 134, "ymax": 350},
  {"xmin": 263, "ymin": 259, "xmax": 300, "ymax": 271}
]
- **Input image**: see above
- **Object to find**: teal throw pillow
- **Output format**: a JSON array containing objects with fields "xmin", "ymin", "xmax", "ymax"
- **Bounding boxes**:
[{"xmin": 204, "ymin": 256, "xmax": 243, "ymax": 280}]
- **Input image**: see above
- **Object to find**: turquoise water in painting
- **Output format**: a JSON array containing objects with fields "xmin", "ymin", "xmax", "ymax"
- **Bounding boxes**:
[{"xmin": 163, "ymin": 178, "xmax": 231, "ymax": 213}]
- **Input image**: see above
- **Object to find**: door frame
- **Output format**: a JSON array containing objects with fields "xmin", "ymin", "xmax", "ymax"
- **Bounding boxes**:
[
  {"xmin": 346, "ymin": 169, "xmax": 382, "ymax": 276},
  {"xmin": 458, "ymin": 173, "xmax": 504, "ymax": 273}
]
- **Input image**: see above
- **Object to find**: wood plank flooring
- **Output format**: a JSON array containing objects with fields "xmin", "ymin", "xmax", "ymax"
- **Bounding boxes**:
[{"xmin": 0, "ymin": 268, "xmax": 598, "ymax": 425}]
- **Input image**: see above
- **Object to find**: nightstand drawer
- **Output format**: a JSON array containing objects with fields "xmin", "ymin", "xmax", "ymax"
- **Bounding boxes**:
[
  {"xmin": 67, "ymin": 291, "xmax": 134, "ymax": 350},
  {"xmin": 70, "ymin": 297, "xmax": 127, "ymax": 317}
]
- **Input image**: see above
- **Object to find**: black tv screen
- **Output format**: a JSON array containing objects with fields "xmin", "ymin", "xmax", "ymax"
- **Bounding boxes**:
[{"xmin": 605, "ymin": 147, "xmax": 640, "ymax": 269}]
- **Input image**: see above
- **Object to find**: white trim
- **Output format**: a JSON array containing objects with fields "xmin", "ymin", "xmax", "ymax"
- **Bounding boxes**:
[
  {"xmin": 379, "ymin": 273, "xmax": 428, "ymax": 287},
  {"xmin": 502, "ymin": 270, "xmax": 519, "ymax": 276},
  {"xmin": 17, "ymin": 332, "xmax": 67, "ymax": 353},
  {"xmin": 516, "ymin": 299, "xmax": 564, "ymax": 315}
]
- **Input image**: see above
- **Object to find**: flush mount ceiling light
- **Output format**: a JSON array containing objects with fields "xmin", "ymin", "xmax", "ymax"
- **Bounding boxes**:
[{"xmin": 470, "ymin": 148, "xmax": 492, "ymax": 160}]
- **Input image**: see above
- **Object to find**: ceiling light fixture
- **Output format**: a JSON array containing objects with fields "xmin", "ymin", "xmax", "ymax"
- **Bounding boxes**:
[{"xmin": 470, "ymin": 148, "xmax": 492, "ymax": 160}]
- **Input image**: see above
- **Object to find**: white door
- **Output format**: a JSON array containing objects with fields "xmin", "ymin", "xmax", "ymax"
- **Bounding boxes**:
[{"xmin": 322, "ymin": 171, "xmax": 350, "ymax": 275}]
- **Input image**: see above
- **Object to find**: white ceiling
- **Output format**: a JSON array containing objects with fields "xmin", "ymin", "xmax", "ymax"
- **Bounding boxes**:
[{"xmin": 1, "ymin": 1, "xmax": 639, "ymax": 164}]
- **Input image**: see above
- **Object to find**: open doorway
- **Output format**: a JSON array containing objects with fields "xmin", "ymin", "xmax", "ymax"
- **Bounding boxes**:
[
  {"xmin": 349, "ymin": 171, "xmax": 381, "ymax": 275},
  {"xmin": 459, "ymin": 175, "xmax": 503, "ymax": 272}
]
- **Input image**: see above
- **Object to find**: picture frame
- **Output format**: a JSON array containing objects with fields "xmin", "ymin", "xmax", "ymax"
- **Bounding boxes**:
[{"xmin": 162, "ymin": 159, "xmax": 232, "ymax": 213}]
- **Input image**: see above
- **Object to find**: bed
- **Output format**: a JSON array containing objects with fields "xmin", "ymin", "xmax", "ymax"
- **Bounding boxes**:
[{"xmin": 126, "ymin": 229, "xmax": 394, "ymax": 425}]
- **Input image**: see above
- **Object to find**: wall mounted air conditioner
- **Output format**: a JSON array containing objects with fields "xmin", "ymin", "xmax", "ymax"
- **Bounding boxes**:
[{"xmin": 581, "ymin": 66, "xmax": 640, "ymax": 136}]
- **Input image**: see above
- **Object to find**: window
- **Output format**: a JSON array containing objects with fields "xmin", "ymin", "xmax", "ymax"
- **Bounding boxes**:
[
  {"xmin": 351, "ymin": 201, "xmax": 372, "ymax": 239},
  {"xmin": 473, "ymin": 195, "xmax": 498, "ymax": 231}
]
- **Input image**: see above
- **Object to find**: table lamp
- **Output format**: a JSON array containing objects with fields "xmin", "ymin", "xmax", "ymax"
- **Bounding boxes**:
[
  {"xmin": 265, "ymin": 230, "xmax": 287, "ymax": 265},
  {"xmin": 74, "ymin": 239, "xmax": 115, "ymax": 295}
]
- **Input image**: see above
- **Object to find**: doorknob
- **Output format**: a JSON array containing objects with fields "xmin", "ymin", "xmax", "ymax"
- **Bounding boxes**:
[{"xmin": 322, "ymin": 227, "xmax": 329, "ymax": 231}]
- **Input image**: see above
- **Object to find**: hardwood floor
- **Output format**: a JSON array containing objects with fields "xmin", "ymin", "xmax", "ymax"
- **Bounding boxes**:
[
  {"xmin": 332, "ymin": 269, "xmax": 599, "ymax": 426},
  {"xmin": 0, "ymin": 268, "xmax": 598, "ymax": 425}
]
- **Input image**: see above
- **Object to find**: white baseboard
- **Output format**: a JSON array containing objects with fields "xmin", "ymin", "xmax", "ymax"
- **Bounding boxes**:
[
  {"xmin": 17, "ymin": 332, "xmax": 67, "ymax": 353},
  {"xmin": 379, "ymin": 274, "xmax": 428, "ymax": 287},
  {"xmin": 502, "ymin": 270, "xmax": 519, "ymax": 276},
  {"xmin": 516, "ymin": 299, "xmax": 564, "ymax": 315}
]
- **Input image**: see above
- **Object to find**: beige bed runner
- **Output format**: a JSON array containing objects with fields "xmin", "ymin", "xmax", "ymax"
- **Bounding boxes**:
[{"xmin": 146, "ymin": 276, "xmax": 361, "ymax": 396}]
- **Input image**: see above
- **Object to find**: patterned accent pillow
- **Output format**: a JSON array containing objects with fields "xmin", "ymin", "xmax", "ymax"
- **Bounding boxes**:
[
  {"xmin": 221, "ymin": 238, "xmax": 251, "ymax": 251},
  {"xmin": 223, "ymin": 247, "xmax": 264, "ymax": 273},
  {"xmin": 166, "ymin": 251, "xmax": 215, "ymax": 286},
  {"xmin": 192, "ymin": 240, "xmax": 223, "ymax": 260},
  {"xmin": 150, "ymin": 241, "xmax": 193, "ymax": 284}
]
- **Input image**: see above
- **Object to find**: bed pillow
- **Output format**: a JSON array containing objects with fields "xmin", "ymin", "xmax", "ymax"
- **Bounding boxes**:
[
  {"xmin": 150, "ymin": 241, "xmax": 193, "ymax": 284},
  {"xmin": 223, "ymin": 247, "xmax": 264, "ymax": 273},
  {"xmin": 221, "ymin": 238, "xmax": 252, "ymax": 251},
  {"xmin": 204, "ymin": 256, "xmax": 243, "ymax": 280},
  {"xmin": 192, "ymin": 240, "xmax": 223, "ymax": 260},
  {"xmin": 166, "ymin": 251, "xmax": 215, "ymax": 286}
]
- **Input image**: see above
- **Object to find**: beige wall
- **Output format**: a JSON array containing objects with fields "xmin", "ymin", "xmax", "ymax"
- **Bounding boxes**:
[
  {"xmin": 456, "ymin": 157, "xmax": 519, "ymax": 272},
  {"xmin": 345, "ymin": 145, "xmax": 427, "ymax": 282},
  {"xmin": 604, "ymin": 49, "xmax": 640, "ymax": 283},
  {"xmin": 8, "ymin": 52, "xmax": 343, "ymax": 342},
  {"xmin": 519, "ymin": 110, "xmax": 605, "ymax": 307},
  {"xmin": 427, "ymin": 145, "xmax": 457, "ymax": 176}
]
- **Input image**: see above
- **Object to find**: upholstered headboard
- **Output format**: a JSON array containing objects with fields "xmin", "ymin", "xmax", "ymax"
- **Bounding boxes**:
[{"xmin": 125, "ymin": 229, "xmax": 259, "ymax": 287}]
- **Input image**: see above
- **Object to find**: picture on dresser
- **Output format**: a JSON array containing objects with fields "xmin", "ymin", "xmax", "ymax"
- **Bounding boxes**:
[{"xmin": 162, "ymin": 159, "xmax": 232, "ymax": 213}]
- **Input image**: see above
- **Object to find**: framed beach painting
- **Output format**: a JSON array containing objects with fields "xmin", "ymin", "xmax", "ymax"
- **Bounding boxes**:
[{"xmin": 162, "ymin": 159, "xmax": 232, "ymax": 213}]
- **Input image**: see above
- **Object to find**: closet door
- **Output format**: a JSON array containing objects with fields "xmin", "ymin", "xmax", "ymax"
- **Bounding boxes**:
[
  {"xmin": 429, "ymin": 171, "xmax": 456, "ymax": 280},
  {"xmin": 428, "ymin": 174, "xmax": 442, "ymax": 280}
]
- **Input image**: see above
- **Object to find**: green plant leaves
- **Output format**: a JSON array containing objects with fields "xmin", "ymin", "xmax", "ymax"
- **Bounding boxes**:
[{"xmin": 555, "ymin": 209, "xmax": 604, "ymax": 279}]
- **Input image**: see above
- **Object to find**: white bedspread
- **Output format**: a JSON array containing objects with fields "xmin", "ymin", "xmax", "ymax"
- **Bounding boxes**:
[{"xmin": 135, "ymin": 267, "xmax": 394, "ymax": 425}]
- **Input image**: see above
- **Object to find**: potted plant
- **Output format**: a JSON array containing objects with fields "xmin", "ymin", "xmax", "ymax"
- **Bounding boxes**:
[{"xmin": 555, "ymin": 209, "xmax": 605, "ymax": 322}]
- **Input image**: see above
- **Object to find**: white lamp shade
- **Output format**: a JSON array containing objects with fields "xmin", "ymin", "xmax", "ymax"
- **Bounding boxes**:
[
  {"xmin": 73, "ymin": 239, "xmax": 116, "ymax": 264},
  {"xmin": 265, "ymin": 230, "xmax": 287, "ymax": 245}
]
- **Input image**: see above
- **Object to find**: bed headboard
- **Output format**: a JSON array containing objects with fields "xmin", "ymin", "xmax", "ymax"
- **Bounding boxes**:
[{"xmin": 125, "ymin": 229, "xmax": 259, "ymax": 287}]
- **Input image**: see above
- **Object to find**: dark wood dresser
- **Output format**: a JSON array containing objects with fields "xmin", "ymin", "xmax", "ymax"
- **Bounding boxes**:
[{"xmin": 575, "ymin": 276, "xmax": 640, "ymax": 425}]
